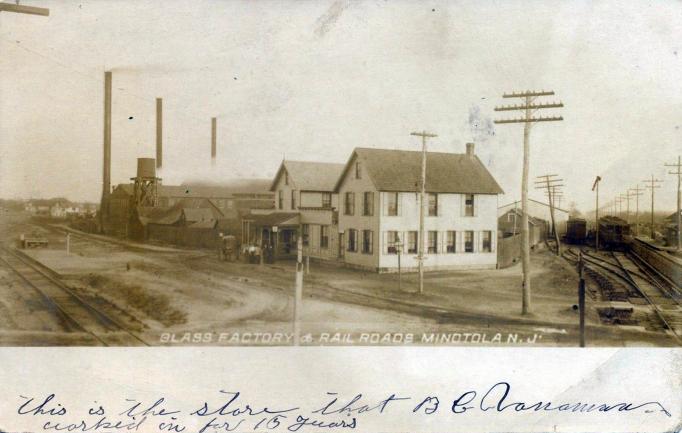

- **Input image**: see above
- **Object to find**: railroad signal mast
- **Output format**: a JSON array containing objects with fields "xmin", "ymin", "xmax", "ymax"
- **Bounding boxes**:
[
  {"xmin": 494, "ymin": 90, "xmax": 563, "ymax": 315},
  {"xmin": 535, "ymin": 174, "xmax": 564, "ymax": 255},
  {"xmin": 642, "ymin": 175, "xmax": 663, "ymax": 240},
  {"xmin": 628, "ymin": 185, "xmax": 644, "ymax": 237},
  {"xmin": 592, "ymin": 176, "xmax": 601, "ymax": 250},
  {"xmin": 664, "ymin": 156, "xmax": 682, "ymax": 250}
]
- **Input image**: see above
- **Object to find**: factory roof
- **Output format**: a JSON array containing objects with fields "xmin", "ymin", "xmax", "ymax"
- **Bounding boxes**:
[
  {"xmin": 113, "ymin": 179, "xmax": 273, "ymax": 199},
  {"xmin": 270, "ymin": 160, "xmax": 346, "ymax": 192},
  {"xmin": 333, "ymin": 147, "xmax": 504, "ymax": 194}
]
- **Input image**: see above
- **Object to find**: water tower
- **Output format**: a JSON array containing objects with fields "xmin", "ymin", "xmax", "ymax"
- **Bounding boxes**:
[{"xmin": 131, "ymin": 158, "xmax": 161, "ymax": 207}]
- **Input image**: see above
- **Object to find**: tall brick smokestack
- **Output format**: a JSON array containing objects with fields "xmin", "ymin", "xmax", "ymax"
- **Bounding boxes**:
[
  {"xmin": 211, "ymin": 117, "xmax": 217, "ymax": 164},
  {"xmin": 156, "ymin": 98, "xmax": 162, "ymax": 169},
  {"xmin": 100, "ymin": 71, "xmax": 112, "ymax": 231}
]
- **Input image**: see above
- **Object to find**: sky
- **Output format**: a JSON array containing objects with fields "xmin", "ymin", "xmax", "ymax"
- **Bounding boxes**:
[{"xmin": 0, "ymin": 0, "xmax": 680, "ymax": 213}]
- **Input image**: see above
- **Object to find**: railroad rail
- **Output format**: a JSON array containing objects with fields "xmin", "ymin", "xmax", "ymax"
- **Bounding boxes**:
[
  {"xmin": 564, "ymin": 247, "xmax": 681, "ymax": 345},
  {"xmin": 0, "ymin": 246, "xmax": 148, "ymax": 346},
  {"xmin": 611, "ymin": 251, "xmax": 682, "ymax": 344}
]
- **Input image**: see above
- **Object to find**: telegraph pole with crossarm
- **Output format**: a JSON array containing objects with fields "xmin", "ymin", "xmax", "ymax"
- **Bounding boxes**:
[
  {"xmin": 629, "ymin": 185, "xmax": 643, "ymax": 237},
  {"xmin": 410, "ymin": 130, "xmax": 437, "ymax": 295},
  {"xmin": 642, "ymin": 175, "xmax": 663, "ymax": 240},
  {"xmin": 664, "ymin": 156, "xmax": 682, "ymax": 250},
  {"xmin": 494, "ymin": 90, "xmax": 563, "ymax": 315},
  {"xmin": 534, "ymin": 174, "xmax": 564, "ymax": 255}
]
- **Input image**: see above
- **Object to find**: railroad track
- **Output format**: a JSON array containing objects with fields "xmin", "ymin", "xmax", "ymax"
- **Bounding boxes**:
[
  {"xmin": 564, "ymin": 247, "xmax": 682, "ymax": 345},
  {"xmin": 0, "ymin": 246, "xmax": 148, "ymax": 346},
  {"xmin": 612, "ymin": 251, "xmax": 682, "ymax": 344}
]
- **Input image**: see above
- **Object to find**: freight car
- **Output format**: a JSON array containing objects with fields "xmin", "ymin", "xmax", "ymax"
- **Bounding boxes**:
[
  {"xmin": 598, "ymin": 216, "xmax": 631, "ymax": 250},
  {"xmin": 565, "ymin": 217, "xmax": 587, "ymax": 244}
]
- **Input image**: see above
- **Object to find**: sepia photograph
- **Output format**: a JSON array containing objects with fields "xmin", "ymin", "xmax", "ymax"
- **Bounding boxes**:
[{"xmin": 1, "ymin": 0, "xmax": 681, "ymax": 349}]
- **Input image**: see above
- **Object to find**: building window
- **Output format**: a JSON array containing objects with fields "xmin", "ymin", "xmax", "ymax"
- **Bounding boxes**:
[
  {"xmin": 347, "ymin": 229, "xmax": 358, "ymax": 252},
  {"xmin": 386, "ymin": 231, "xmax": 400, "ymax": 254},
  {"xmin": 278, "ymin": 190, "xmax": 283, "ymax": 209},
  {"xmin": 302, "ymin": 224, "xmax": 309, "ymax": 246},
  {"xmin": 320, "ymin": 225, "xmax": 329, "ymax": 249},
  {"xmin": 386, "ymin": 192, "xmax": 399, "ymax": 216},
  {"xmin": 482, "ymin": 230, "xmax": 492, "ymax": 252},
  {"xmin": 446, "ymin": 231, "xmax": 456, "ymax": 253},
  {"xmin": 465, "ymin": 231, "xmax": 474, "ymax": 253},
  {"xmin": 322, "ymin": 192, "xmax": 332, "ymax": 208},
  {"xmin": 465, "ymin": 194, "xmax": 475, "ymax": 217},
  {"xmin": 362, "ymin": 192, "xmax": 374, "ymax": 216},
  {"xmin": 407, "ymin": 231, "xmax": 418, "ymax": 254},
  {"xmin": 428, "ymin": 193, "xmax": 438, "ymax": 217},
  {"xmin": 428, "ymin": 231, "xmax": 438, "ymax": 254},
  {"xmin": 284, "ymin": 171, "xmax": 289, "ymax": 186},
  {"xmin": 344, "ymin": 192, "xmax": 355, "ymax": 215},
  {"xmin": 362, "ymin": 230, "xmax": 373, "ymax": 254},
  {"xmin": 355, "ymin": 161, "xmax": 361, "ymax": 179},
  {"xmin": 291, "ymin": 190, "xmax": 297, "ymax": 210}
]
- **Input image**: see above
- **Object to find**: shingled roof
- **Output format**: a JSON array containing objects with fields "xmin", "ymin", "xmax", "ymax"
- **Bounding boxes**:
[
  {"xmin": 334, "ymin": 147, "xmax": 504, "ymax": 194},
  {"xmin": 270, "ymin": 160, "xmax": 346, "ymax": 192}
]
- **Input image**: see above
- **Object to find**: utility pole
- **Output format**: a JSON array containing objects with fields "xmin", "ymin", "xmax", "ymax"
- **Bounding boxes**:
[
  {"xmin": 643, "ymin": 175, "xmax": 663, "ymax": 240},
  {"xmin": 293, "ymin": 236, "xmax": 303, "ymax": 345},
  {"xmin": 410, "ymin": 130, "xmax": 437, "ymax": 295},
  {"xmin": 495, "ymin": 90, "xmax": 563, "ymax": 315},
  {"xmin": 629, "ymin": 185, "xmax": 644, "ymax": 237},
  {"xmin": 665, "ymin": 156, "xmax": 682, "ymax": 250},
  {"xmin": 592, "ymin": 176, "xmax": 601, "ymax": 250},
  {"xmin": 535, "ymin": 174, "xmax": 564, "ymax": 255},
  {"xmin": 0, "ymin": 3, "xmax": 49, "ymax": 15}
]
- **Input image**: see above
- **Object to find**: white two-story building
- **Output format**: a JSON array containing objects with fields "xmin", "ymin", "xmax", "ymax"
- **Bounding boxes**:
[{"xmin": 333, "ymin": 144, "xmax": 503, "ymax": 272}]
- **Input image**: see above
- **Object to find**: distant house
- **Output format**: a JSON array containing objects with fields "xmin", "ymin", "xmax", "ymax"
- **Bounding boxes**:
[
  {"xmin": 334, "ymin": 144, "xmax": 503, "ymax": 272},
  {"xmin": 49, "ymin": 202, "xmax": 67, "ymax": 219},
  {"xmin": 498, "ymin": 208, "xmax": 548, "ymax": 248},
  {"xmin": 498, "ymin": 198, "xmax": 569, "ymax": 236}
]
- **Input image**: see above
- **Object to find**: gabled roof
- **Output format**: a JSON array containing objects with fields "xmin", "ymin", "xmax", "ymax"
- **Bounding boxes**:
[
  {"xmin": 270, "ymin": 160, "xmax": 346, "ymax": 192},
  {"xmin": 499, "ymin": 207, "xmax": 546, "ymax": 226},
  {"xmin": 333, "ymin": 147, "xmax": 504, "ymax": 194}
]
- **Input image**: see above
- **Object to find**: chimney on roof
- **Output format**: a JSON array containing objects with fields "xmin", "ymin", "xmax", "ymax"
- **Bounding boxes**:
[{"xmin": 466, "ymin": 142, "xmax": 475, "ymax": 158}]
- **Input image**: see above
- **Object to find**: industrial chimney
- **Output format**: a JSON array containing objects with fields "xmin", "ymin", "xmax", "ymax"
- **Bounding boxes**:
[
  {"xmin": 100, "ymin": 71, "xmax": 112, "ymax": 232},
  {"xmin": 156, "ymin": 98, "xmax": 162, "ymax": 169},
  {"xmin": 211, "ymin": 117, "xmax": 217, "ymax": 164},
  {"xmin": 466, "ymin": 142, "xmax": 475, "ymax": 158}
]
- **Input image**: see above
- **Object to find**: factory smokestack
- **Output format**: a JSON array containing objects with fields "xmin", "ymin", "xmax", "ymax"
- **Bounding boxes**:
[
  {"xmin": 100, "ymin": 70, "xmax": 112, "ymax": 232},
  {"xmin": 211, "ymin": 117, "xmax": 217, "ymax": 164},
  {"xmin": 156, "ymin": 98, "xmax": 163, "ymax": 169}
]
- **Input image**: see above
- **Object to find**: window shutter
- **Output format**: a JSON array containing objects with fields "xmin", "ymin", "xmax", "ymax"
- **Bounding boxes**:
[{"xmin": 370, "ymin": 231, "xmax": 374, "ymax": 254}]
